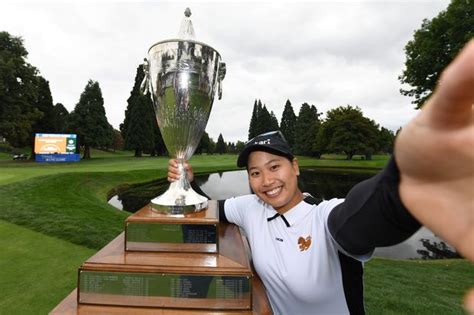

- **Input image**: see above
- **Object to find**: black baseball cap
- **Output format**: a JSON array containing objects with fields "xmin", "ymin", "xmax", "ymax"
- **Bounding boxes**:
[{"xmin": 237, "ymin": 131, "xmax": 294, "ymax": 168}]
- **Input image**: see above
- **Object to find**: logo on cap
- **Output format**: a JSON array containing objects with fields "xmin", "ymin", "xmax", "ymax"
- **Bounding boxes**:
[{"xmin": 255, "ymin": 138, "xmax": 271, "ymax": 145}]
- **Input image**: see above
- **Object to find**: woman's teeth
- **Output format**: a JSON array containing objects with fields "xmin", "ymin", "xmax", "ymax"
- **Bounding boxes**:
[{"xmin": 266, "ymin": 187, "xmax": 281, "ymax": 197}]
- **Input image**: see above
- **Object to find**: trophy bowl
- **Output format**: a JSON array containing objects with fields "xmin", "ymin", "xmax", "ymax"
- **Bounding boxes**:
[{"xmin": 142, "ymin": 25, "xmax": 225, "ymax": 214}]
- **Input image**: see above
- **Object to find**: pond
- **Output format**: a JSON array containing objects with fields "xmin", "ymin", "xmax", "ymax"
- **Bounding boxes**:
[{"xmin": 109, "ymin": 169, "xmax": 457, "ymax": 260}]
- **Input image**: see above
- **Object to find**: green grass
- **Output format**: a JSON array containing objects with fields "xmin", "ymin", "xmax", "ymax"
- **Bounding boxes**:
[
  {"xmin": 0, "ymin": 220, "xmax": 95, "ymax": 314},
  {"xmin": 365, "ymin": 258, "xmax": 473, "ymax": 314},
  {"xmin": 0, "ymin": 150, "xmax": 472, "ymax": 314}
]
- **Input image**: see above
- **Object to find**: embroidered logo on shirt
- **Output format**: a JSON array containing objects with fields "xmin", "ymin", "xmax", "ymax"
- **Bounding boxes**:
[{"xmin": 298, "ymin": 236, "xmax": 312, "ymax": 251}]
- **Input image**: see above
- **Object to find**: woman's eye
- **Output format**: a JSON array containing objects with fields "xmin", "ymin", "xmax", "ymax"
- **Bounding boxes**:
[
  {"xmin": 250, "ymin": 171, "xmax": 260, "ymax": 177},
  {"xmin": 270, "ymin": 164, "xmax": 280, "ymax": 171}
]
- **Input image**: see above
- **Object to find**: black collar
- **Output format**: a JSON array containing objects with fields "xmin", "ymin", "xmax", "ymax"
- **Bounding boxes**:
[
  {"xmin": 267, "ymin": 212, "xmax": 290, "ymax": 227},
  {"xmin": 266, "ymin": 194, "xmax": 320, "ymax": 228}
]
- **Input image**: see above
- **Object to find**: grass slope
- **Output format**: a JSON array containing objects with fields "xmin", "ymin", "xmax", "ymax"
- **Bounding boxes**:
[{"xmin": 0, "ymin": 220, "xmax": 94, "ymax": 314}]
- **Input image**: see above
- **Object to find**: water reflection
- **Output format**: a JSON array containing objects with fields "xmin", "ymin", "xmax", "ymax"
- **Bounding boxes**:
[{"xmin": 109, "ymin": 169, "xmax": 454, "ymax": 260}]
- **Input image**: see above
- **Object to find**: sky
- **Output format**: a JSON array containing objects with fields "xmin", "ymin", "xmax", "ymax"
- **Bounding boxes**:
[{"xmin": 0, "ymin": 0, "xmax": 449, "ymax": 142}]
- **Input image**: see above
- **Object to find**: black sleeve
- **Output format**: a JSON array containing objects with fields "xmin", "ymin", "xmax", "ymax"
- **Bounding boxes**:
[
  {"xmin": 190, "ymin": 181, "xmax": 229, "ymax": 223},
  {"xmin": 328, "ymin": 157, "xmax": 421, "ymax": 256}
]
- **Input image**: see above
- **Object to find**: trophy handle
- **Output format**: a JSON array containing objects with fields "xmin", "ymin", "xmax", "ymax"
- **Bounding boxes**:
[
  {"xmin": 217, "ymin": 62, "xmax": 226, "ymax": 100},
  {"xmin": 140, "ymin": 58, "xmax": 150, "ymax": 95}
]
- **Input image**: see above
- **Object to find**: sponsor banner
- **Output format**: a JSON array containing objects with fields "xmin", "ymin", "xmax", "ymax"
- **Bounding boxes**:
[
  {"xmin": 34, "ymin": 133, "xmax": 77, "ymax": 154},
  {"xmin": 35, "ymin": 154, "xmax": 80, "ymax": 163}
]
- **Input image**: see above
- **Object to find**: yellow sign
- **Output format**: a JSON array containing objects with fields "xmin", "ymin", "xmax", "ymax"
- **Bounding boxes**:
[{"xmin": 34, "ymin": 134, "xmax": 77, "ymax": 154}]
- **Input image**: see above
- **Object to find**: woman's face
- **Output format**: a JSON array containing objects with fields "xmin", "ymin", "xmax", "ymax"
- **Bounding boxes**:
[{"xmin": 247, "ymin": 151, "xmax": 303, "ymax": 214}]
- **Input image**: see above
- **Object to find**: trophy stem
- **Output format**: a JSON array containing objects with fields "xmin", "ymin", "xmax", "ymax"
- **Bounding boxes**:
[{"xmin": 151, "ymin": 158, "xmax": 208, "ymax": 214}]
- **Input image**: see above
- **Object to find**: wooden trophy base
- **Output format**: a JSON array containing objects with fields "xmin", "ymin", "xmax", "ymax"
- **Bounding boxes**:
[{"xmin": 50, "ymin": 202, "xmax": 272, "ymax": 314}]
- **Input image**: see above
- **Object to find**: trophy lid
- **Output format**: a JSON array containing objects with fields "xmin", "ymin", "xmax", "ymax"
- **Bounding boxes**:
[{"xmin": 147, "ymin": 8, "xmax": 219, "ymax": 56}]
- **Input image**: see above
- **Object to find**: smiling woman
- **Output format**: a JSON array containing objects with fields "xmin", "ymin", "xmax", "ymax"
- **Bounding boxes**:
[{"xmin": 168, "ymin": 131, "xmax": 425, "ymax": 314}]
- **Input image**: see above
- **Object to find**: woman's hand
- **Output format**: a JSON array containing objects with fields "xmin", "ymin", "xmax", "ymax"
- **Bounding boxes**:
[
  {"xmin": 395, "ymin": 40, "xmax": 474, "ymax": 261},
  {"xmin": 167, "ymin": 159, "xmax": 194, "ymax": 183}
]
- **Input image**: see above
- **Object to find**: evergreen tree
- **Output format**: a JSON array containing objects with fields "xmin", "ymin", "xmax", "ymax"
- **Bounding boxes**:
[
  {"xmin": 294, "ymin": 103, "xmax": 320, "ymax": 156},
  {"xmin": 216, "ymin": 133, "xmax": 226, "ymax": 154},
  {"xmin": 248, "ymin": 100, "xmax": 258, "ymax": 140},
  {"xmin": 280, "ymin": 99, "xmax": 297, "ymax": 150},
  {"xmin": 0, "ymin": 32, "xmax": 42, "ymax": 147},
  {"xmin": 69, "ymin": 80, "xmax": 112, "ymax": 159},
  {"xmin": 151, "ymin": 116, "xmax": 166, "ymax": 156},
  {"xmin": 122, "ymin": 64, "xmax": 165, "ymax": 157},
  {"xmin": 227, "ymin": 142, "xmax": 236, "ymax": 153},
  {"xmin": 30, "ymin": 76, "xmax": 55, "ymax": 158},
  {"xmin": 256, "ymin": 104, "xmax": 273, "ymax": 135},
  {"xmin": 32, "ymin": 76, "xmax": 55, "ymax": 133},
  {"xmin": 124, "ymin": 94, "xmax": 155, "ymax": 157},
  {"xmin": 269, "ymin": 111, "xmax": 279, "ymax": 131},
  {"xmin": 51, "ymin": 103, "xmax": 69, "ymax": 133},
  {"xmin": 399, "ymin": 0, "xmax": 474, "ymax": 108},
  {"xmin": 196, "ymin": 131, "xmax": 212, "ymax": 154},
  {"xmin": 112, "ymin": 129, "xmax": 124, "ymax": 151}
]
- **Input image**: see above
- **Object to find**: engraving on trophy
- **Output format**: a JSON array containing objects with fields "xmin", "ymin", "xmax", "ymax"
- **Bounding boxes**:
[{"xmin": 141, "ymin": 8, "xmax": 226, "ymax": 214}]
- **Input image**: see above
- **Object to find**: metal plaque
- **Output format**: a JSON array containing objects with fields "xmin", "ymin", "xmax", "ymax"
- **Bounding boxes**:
[
  {"xmin": 78, "ymin": 270, "xmax": 251, "ymax": 310},
  {"xmin": 126, "ymin": 222, "xmax": 218, "ymax": 253}
]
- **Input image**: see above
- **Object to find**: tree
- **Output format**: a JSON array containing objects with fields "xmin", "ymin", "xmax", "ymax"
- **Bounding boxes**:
[
  {"xmin": 32, "ymin": 76, "xmax": 55, "ymax": 133},
  {"xmin": 69, "ymin": 80, "xmax": 113, "ymax": 159},
  {"xmin": 248, "ymin": 100, "xmax": 258, "ymax": 140},
  {"xmin": 294, "ymin": 103, "xmax": 321, "ymax": 156},
  {"xmin": 280, "ymin": 99, "xmax": 297, "ymax": 151},
  {"xmin": 399, "ymin": 0, "xmax": 474, "ymax": 109},
  {"xmin": 254, "ymin": 100, "xmax": 265, "ymax": 137},
  {"xmin": 196, "ymin": 131, "xmax": 213, "ymax": 154},
  {"xmin": 269, "ymin": 111, "xmax": 279, "ymax": 131},
  {"xmin": 112, "ymin": 129, "xmax": 124, "ymax": 151},
  {"xmin": 319, "ymin": 105, "xmax": 379, "ymax": 160},
  {"xmin": 236, "ymin": 140, "xmax": 245, "ymax": 153},
  {"xmin": 151, "ymin": 117, "xmax": 166, "ymax": 156},
  {"xmin": 51, "ymin": 103, "xmax": 69, "ymax": 133},
  {"xmin": 29, "ymin": 76, "xmax": 55, "ymax": 158},
  {"xmin": 257, "ymin": 104, "xmax": 273, "ymax": 135},
  {"xmin": 124, "ymin": 94, "xmax": 155, "ymax": 157},
  {"xmin": 122, "ymin": 64, "xmax": 164, "ymax": 157},
  {"xmin": 0, "ymin": 31, "xmax": 42, "ymax": 147},
  {"xmin": 215, "ymin": 133, "xmax": 226, "ymax": 154},
  {"xmin": 227, "ymin": 142, "xmax": 236, "ymax": 154},
  {"xmin": 377, "ymin": 127, "xmax": 395, "ymax": 155}
]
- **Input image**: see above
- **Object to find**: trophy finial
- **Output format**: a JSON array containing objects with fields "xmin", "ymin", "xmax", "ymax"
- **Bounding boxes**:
[
  {"xmin": 184, "ymin": 8, "xmax": 191, "ymax": 17},
  {"xmin": 178, "ymin": 7, "xmax": 195, "ymax": 39}
]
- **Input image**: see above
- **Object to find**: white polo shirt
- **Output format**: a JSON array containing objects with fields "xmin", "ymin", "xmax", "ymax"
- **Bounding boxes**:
[{"xmin": 225, "ymin": 194, "xmax": 363, "ymax": 315}]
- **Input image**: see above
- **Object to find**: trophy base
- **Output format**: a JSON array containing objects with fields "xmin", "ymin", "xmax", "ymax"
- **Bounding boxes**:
[
  {"xmin": 151, "ymin": 185, "xmax": 208, "ymax": 215},
  {"xmin": 74, "ymin": 223, "xmax": 258, "ymax": 311}
]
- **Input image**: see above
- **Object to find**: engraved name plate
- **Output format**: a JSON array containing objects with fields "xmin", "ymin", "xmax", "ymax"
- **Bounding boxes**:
[{"xmin": 78, "ymin": 271, "xmax": 251, "ymax": 310}]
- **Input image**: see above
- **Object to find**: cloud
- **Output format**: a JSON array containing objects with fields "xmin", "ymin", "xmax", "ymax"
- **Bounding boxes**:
[{"xmin": 0, "ymin": 1, "xmax": 448, "ymax": 142}]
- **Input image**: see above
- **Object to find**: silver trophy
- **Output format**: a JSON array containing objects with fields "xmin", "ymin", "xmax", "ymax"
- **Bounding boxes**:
[{"xmin": 141, "ymin": 8, "xmax": 226, "ymax": 214}]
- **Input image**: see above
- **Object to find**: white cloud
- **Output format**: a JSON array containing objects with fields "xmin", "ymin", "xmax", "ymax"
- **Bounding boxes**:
[{"xmin": 0, "ymin": 1, "xmax": 448, "ymax": 142}]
